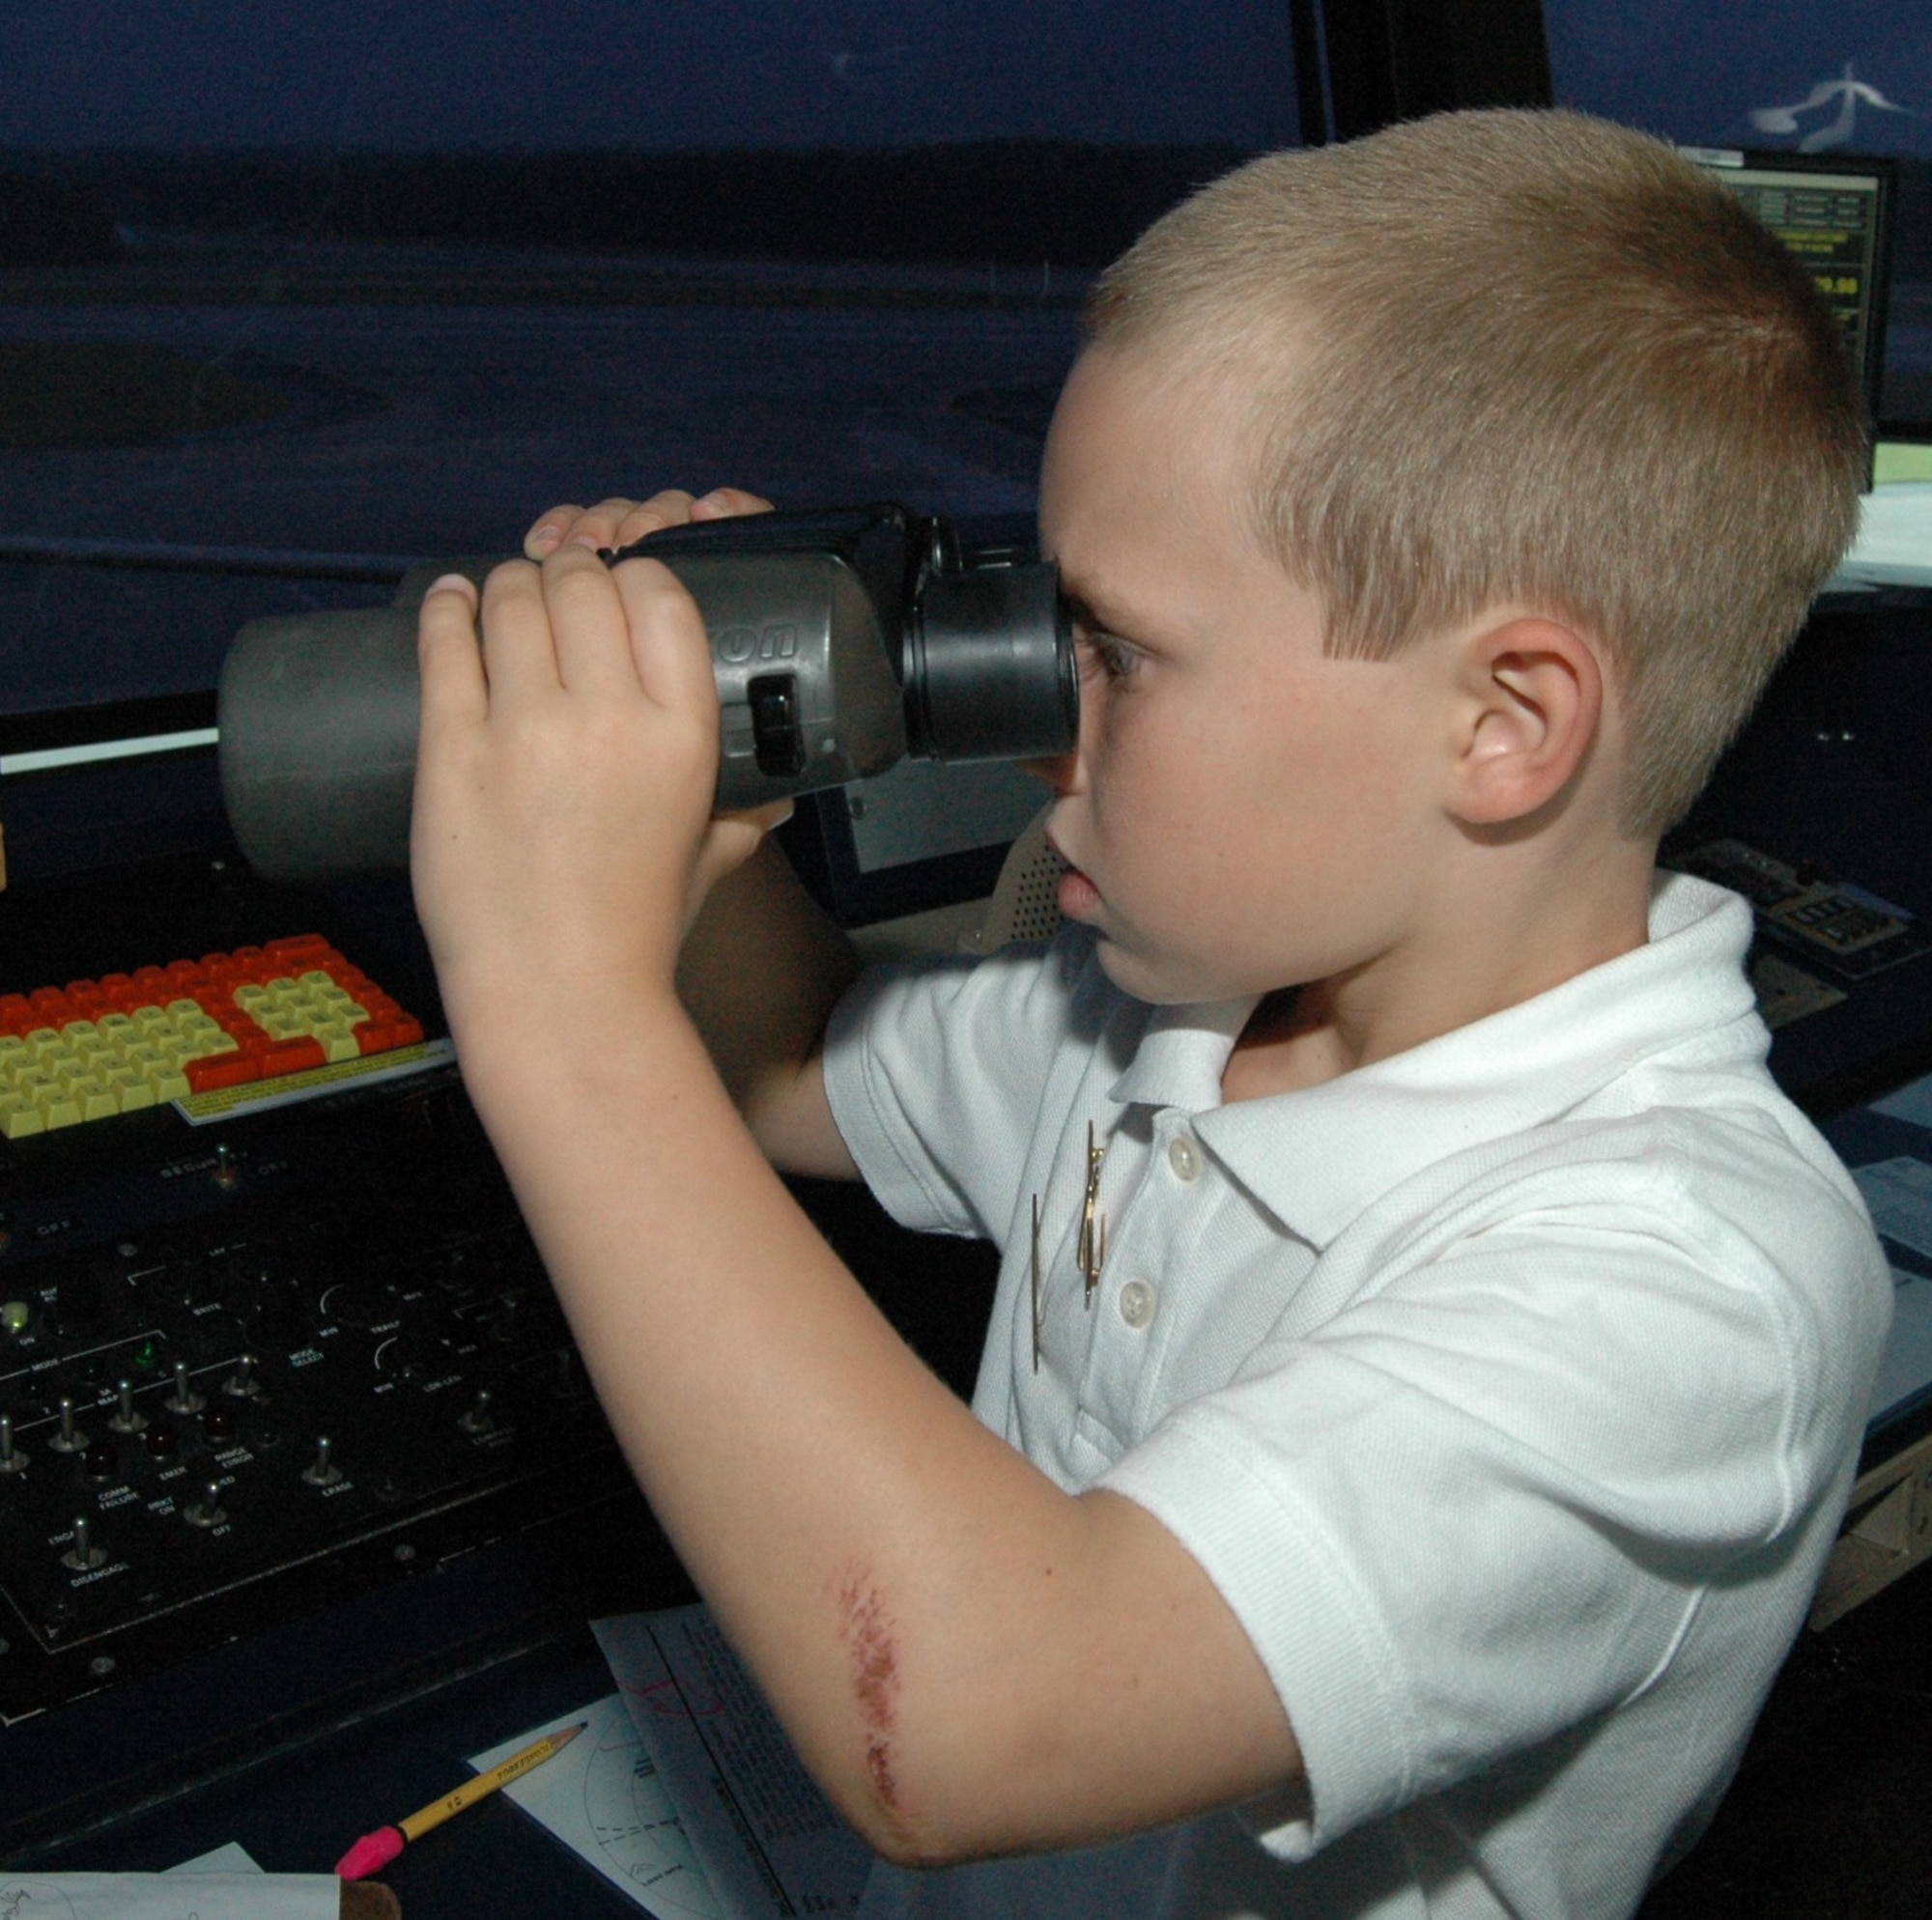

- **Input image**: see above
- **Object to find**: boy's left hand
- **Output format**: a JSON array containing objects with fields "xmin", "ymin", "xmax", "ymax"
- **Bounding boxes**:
[{"xmin": 411, "ymin": 535, "xmax": 782, "ymax": 1030}]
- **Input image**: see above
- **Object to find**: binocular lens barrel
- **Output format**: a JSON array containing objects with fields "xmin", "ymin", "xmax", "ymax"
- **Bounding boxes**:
[{"xmin": 907, "ymin": 564, "xmax": 1073, "ymax": 766}]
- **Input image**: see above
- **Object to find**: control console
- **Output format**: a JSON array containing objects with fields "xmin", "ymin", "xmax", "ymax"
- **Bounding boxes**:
[{"xmin": 0, "ymin": 977, "xmax": 625, "ymax": 1727}]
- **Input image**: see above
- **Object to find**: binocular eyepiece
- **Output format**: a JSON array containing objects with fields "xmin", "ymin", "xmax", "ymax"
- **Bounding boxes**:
[{"xmin": 217, "ymin": 503, "xmax": 1077, "ymax": 881}]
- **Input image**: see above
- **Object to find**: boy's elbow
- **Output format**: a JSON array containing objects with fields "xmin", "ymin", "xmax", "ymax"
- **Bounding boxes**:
[
  {"xmin": 813, "ymin": 1683, "xmax": 1119, "ymax": 1870},
  {"xmin": 844, "ymin": 1798, "xmax": 965, "ymax": 1872},
  {"xmin": 810, "ymin": 1617, "xmax": 1308, "ymax": 1869},
  {"xmin": 781, "ymin": 1676, "xmax": 1007, "ymax": 1867},
  {"xmin": 823, "ymin": 1741, "xmax": 1012, "ymax": 1870}
]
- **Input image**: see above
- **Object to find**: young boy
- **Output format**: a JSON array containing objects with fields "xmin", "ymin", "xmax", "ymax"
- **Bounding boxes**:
[{"xmin": 407, "ymin": 110, "xmax": 1892, "ymax": 1917}]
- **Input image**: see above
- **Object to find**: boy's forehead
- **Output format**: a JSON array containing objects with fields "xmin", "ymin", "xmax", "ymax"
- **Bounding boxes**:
[
  {"xmin": 1039, "ymin": 349, "xmax": 1332, "ymax": 648},
  {"xmin": 1039, "ymin": 348, "xmax": 1275, "ymax": 575},
  {"xmin": 1053, "ymin": 341, "xmax": 1246, "ymax": 441}
]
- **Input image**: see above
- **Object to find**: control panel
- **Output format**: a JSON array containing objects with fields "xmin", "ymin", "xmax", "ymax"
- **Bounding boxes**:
[
  {"xmin": 1673, "ymin": 837, "xmax": 1932, "ymax": 1032},
  {"xmin": 0, "ymin": 1058, "xmax": 626, "ymax": 1725}
]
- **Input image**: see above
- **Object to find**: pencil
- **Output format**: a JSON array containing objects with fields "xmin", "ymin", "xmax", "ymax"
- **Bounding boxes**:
[{"xmin": 334, "ymin": 1720, "xmax": 587, "ymax": 1879}]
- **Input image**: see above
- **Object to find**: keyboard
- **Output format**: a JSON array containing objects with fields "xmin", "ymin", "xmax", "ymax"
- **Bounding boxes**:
[{"xmin": 0, "ymin": 934, "xmax": 424, "ymax": 1139}]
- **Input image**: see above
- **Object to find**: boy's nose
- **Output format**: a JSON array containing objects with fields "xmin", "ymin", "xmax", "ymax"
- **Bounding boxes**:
[{"xmin": 1017, "ymin": 746, "xmax": 1082, "ymax": 796}]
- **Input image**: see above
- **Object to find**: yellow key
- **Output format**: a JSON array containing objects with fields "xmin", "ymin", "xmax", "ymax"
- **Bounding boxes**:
[{"xmin": 0, "ymin": 1092, "xmax": 44, "ymax": 1138}]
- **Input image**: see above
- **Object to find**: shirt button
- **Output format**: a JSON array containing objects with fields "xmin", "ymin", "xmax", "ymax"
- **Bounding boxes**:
[
  {"xmin": 1118, "ymin": 1279, "xmax": 1157, "ymax": 1329},
  {"xmin": 1167, "ymin": 1136, "xmax": 1202, "ymax": 1182}
]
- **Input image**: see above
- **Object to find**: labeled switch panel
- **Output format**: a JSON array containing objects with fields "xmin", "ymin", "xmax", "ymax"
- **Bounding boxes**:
[{"xmin": 0, "ymin": 1062, "xmax": 624, "ymax": 1724}]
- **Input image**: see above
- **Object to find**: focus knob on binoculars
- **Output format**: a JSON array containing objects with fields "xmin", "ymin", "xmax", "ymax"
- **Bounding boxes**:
[{"xmin": 217, "ymin": 503, "xmax": 1077, "ymax": 882}]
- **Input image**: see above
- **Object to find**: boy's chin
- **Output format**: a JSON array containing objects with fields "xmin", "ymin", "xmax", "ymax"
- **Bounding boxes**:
[{"xmin": 1092, "ymin": 935, "xmax": 1222, "ymax": 1008}]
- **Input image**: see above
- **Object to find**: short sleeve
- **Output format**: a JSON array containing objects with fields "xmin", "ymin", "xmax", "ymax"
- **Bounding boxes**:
[{"xmin": 823, "ymin": 929, "xmax": 1114, "ymax": 1242}]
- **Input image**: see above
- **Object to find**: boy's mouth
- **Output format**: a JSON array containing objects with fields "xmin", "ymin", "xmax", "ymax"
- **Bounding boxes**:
[
  {"xmin": 1046, "ymin": 836, "xmax": 1100, "ymax": 921},
  {"xmin": 1058, "ymin": 866, "xmax": 1102, "ymax": 920}
]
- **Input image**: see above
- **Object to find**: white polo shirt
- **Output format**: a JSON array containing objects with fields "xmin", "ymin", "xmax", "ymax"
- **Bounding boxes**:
[{"xmin": 823, "ymin": 872, "xmax": 1891, "ymax": 1920}]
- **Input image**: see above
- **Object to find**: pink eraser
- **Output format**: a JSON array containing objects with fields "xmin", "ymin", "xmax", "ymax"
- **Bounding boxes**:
[{"xmin": 335, "ymin": 1824, "xmax": 406, "ymax": 1879}]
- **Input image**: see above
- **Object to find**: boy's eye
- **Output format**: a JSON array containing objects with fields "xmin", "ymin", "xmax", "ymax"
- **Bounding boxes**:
[{"xmin": 1077, "ymin": 629, "xmax": 1143, "ymax": 685}]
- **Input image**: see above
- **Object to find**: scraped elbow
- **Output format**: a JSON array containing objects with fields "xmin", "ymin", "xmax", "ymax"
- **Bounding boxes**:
[{"xmin": 831, "ymin": 1747, "xmax": 1000, "ymax": 1871}]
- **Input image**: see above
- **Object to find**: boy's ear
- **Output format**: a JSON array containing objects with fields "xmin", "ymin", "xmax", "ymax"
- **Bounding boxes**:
[{"xmin": 1446, "ymin": 616, "xmax": 1605, "ymax": 828}]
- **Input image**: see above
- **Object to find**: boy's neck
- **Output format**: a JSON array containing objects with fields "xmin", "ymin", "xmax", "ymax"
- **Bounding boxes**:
[{"xmin": 1220, "ymin": 839, "xmax": 1657, "ymax": 1105}]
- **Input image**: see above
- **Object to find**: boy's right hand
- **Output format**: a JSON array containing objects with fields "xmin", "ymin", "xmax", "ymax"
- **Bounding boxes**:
[{"xmin": 525, "ymin": 486, "xmax": 774, "ymax": 558}]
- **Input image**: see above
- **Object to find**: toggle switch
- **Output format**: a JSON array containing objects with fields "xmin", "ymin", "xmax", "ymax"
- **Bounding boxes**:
[
  {"xmin": 163, "ymin": 1360, "xmax": 206, "ymax": 1416},
  {"xmin": 107, "ymin": 1378, "xmax": 148, "ymax": 1435},
  {"xmin": 300, "ymin": 1435, "xmax": 343, "ymax": 1487},
  {"xmin": 184, "ymin": 1480, "xmax": 227, "ymax": 1529},
  {"xmin": 47, "ymin": 1396, "xmax": 88, "ymax": 1454},
  {"xmin": 0, "ymin": 1414, "xmax": 24, "ymax": 1475},
  {"xmin": 61, "ymin": 1514, "xmax": 106, "ymax": 1572},
  {"xmin": 222, "ymin": 1353, "xmax": 263, "ymax": 1399}
]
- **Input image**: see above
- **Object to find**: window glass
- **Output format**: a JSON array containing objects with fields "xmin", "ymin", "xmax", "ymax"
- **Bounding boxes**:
[{"xmin": 0, "ymin": 2, "xmax": 1299, "ymax": 716}]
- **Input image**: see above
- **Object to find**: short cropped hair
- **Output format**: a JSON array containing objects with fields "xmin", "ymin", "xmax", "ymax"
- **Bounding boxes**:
[{"xmin": 1084, "ymin": 109, "xmax": 1867, "ymax": 835}]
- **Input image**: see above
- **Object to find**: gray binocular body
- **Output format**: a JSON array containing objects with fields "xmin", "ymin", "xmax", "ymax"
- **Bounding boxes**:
[{"xmin": 217, "ymin": 504, "xmax": 1076, "ymax": 881}]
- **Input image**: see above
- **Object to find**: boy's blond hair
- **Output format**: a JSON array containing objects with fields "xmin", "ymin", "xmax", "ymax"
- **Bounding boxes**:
[{"xmin": 1085, "ymin": 109, "xmax": 1867, "ymax": 835}]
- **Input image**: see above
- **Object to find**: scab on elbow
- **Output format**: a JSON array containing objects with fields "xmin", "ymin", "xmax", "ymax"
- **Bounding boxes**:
[
  {"xmin": 838, "ymin": 1567, "xmax": 907, "ymax": 1819},
  {"xmin": 833, "ymin": 1568, "xmax": 950, "ymax": 1864}
]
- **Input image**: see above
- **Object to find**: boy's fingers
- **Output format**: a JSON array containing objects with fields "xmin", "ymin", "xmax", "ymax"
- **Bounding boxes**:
[
  {"xmin": 525, "ymin": 505, "xmax": 582, "ymax": 559},
  {"xmin": 541, "ymin": 543, "xmax": 652, "ymax": 701},
  {"xmin": 690, "ymin": 488, "xmax": 776, "ymax": 521},
  {"xmin": 476, "ymin": 557, "xmax": 568, "ymax": 708},
  {"xmin": 417, "ymin": 575, "xmax": 487, "ymax": 727},
  {"xmin": 552, "ymin": 492, "xmax": 700, "ymax": 555},
  {"xmin": 526, "ymin": 494, "xmax": 679, "ymax": 557},
  {"xmin": 525, "ymin": 486, "xmax": 771, "ymax": 557},
  {"xmin": 710, "ymin": 800, "xmax": 794, "ymax": 852},
  {"xmin": 603, "ymin": 491, "xmax": 704, "ymax": 551},
  {"xmin": 687, "ymin": 804, "xmax": 794, "ymax": 923},
  {"xmin": 611, "ymin": 555, "xmax": 720, "ymax": 721}
]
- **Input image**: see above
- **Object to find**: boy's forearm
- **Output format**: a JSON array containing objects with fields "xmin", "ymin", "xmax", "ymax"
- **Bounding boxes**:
[{"xmin": 674, "ymin": 837, "xmax": 861, "ymax": 1169}]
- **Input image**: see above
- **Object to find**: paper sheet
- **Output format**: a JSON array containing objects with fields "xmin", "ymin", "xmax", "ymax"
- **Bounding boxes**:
[
  {"xmin": 595, "ymin": 1607, "xmax": 872, "ymax": 1919},
  {"xmin": 1873, "ymin": 1273, "xmax": 1932, "ymax": 1420},
  {"xmin": 469, "ymin": 1694, "xmax": 724, "ymax": 1919},
  {"xmin": 164, "ymin": 1849, "xmax": 263, "ymax": 1876},
  {"xmin": 1871, "ymin": 1073, "xmax": 1932, "ymax": 1134},
  {"xmin": 0, "ymin": 1868, "xmax": 335, "ymax": 1919},
  {"xmin": 1838, "ymin": 482, "xmax": 1932, "ymax": 587},
  {"xmin": 1848, "ymin": 1151, "xmax": 1932, "ymax": 1422}
]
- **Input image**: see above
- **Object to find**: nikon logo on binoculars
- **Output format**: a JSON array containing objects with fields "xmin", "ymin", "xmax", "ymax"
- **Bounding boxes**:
[{"xmin": 713, "ymin": 623, "xmax": 799, "ymax": 664}]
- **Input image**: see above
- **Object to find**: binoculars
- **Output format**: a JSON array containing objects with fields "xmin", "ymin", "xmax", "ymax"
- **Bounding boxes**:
[{"xmin": 218, "ymin": 504, "xmax": 1076, "ymax": 881}]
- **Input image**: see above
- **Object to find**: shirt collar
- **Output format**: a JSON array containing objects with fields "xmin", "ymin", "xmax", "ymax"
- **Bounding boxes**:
[{"xmin": 1105, "ymin": 871, "xmax": 1760, "ymax": 1248}]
